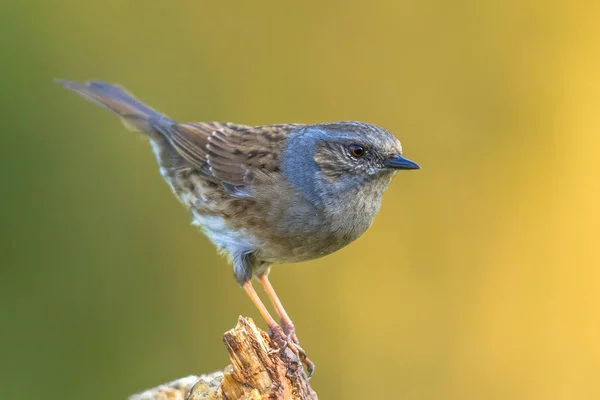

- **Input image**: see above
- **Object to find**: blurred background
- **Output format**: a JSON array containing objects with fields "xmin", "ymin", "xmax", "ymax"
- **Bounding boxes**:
[{"xmin": 1, "ymin": 1, "xmax": 599, "ymax": 399}]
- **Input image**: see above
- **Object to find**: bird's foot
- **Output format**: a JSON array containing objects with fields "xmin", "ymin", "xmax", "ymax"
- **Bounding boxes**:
[
  {"xmin": 282, "ymin": 321, "xmax": 300, "ymax": 345},
  {"xmin": 281, "ymin": 321, "xmax": 315, "ymax": 377},
  {"xmin": 268, "ymin": 324, "xmax": 315, "ymax": 378}
]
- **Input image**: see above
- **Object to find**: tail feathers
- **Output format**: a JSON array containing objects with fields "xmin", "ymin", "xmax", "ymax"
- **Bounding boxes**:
[{"xmin": 57, "ymin": 79, "xmax": 171, "ymax": 133}]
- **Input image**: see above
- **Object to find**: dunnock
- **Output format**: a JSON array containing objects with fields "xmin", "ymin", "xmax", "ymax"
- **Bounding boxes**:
[{"xmin": 58, "ymin": 80, "xmax": 420, "ymax": 376}]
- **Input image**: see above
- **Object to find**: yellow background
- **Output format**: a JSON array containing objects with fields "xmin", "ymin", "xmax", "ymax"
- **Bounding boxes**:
[{"xmin": 1, "ymin": 1, "xmax": 599, "ymax": 399}]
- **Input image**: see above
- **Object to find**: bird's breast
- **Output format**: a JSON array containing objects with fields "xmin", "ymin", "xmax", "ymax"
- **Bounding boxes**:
[
  {"xmin": 170, "ymin": 168, "xmax": 386, "ymax": 266},
  {"xmin": 255, "ymin": 184, "xmax": 382, "ymax": 264}
]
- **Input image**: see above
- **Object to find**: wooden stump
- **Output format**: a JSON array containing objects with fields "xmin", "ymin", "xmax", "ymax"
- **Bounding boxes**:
[{"xmin": 129, "ymin": 317, "xmax": 318, "ymax": 400}]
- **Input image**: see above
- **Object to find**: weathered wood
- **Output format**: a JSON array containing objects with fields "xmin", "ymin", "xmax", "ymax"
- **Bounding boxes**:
[{"xmin": 129, "ymin": 317, "xmax": 317, "ymax": 400}]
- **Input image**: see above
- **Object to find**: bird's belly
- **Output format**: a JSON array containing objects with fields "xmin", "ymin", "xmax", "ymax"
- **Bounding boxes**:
[
  {"xmin": 261, "ymin": 239, "xmax": 352, "ymax": 264},
  {"xmin": 185, "ymin": 175, "xmax": 375, "ymax": 266},
  {"xmin": 192, "ymin": 209, "xmax": 364, "ymax": 265},
  {"xmin": 191, "ymin": 211, "xmax": 259, "ymax": 257},
  {"xmin": 259, "ymin": 220, "xmax": 370, "ymax": 264}
]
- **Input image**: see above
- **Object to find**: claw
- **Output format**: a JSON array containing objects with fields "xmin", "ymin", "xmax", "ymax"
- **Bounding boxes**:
[{"xmin": 305, "ymin": 358, "xmax": 315, "ymax": 378}]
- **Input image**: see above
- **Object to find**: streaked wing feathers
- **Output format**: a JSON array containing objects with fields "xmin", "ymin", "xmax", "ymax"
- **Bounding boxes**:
[{"xmin": 164, "ymin": 122, "xmax": 301, "ymax": 186}]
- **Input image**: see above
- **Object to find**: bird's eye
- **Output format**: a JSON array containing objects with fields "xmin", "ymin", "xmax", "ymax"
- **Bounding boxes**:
[{"xmin": 348, "ymin": 143, "xmax": 365, "ymax": 158}]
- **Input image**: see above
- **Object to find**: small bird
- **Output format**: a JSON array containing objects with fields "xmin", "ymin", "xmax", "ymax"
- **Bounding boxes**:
[{"xmin": 58, "ymin": 80, "xmax": 420, "ymax": 376}]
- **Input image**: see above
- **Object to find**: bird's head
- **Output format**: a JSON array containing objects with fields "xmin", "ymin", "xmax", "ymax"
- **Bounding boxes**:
[{"xmin": 282, "ymin": 121, "xmax": 419, "ymax": 205}]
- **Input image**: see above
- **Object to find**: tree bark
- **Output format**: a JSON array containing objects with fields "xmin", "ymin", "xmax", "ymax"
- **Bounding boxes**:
[{"xmin": 129, "ymin": 317, "xmax": 318, "ymax": 400}]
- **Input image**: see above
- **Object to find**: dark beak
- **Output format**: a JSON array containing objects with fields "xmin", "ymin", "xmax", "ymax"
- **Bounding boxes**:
[{"xmin": 384, "ymin": 154, "xmax": 420, "ymax": 170}]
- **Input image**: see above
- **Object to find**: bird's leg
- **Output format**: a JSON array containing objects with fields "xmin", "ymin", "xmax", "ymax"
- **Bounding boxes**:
[
  {"xmin": 257, "ymin": 275, "xmax": 315, "ymax": 377},
  {"xmin": 258, "ymin": 275, "xmax": 298, "ymax": 342},
  {"xmin": 242, "ymin": 281, "xmax": 280, "ymax": 330},
  {"xmin": 242, "ymin": 282, "xmax": 309, "ymax": 370}
]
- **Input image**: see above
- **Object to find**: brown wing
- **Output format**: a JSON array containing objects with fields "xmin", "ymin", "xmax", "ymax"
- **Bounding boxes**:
[{"xmin": 162, "ymin": 122, "xmax": 302, "ymax": 186}]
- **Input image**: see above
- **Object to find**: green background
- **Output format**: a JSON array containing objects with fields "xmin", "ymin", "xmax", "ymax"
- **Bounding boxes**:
[{"xmin": 1, "ymin": 1, "xmax": 599, "ymax": 399}]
